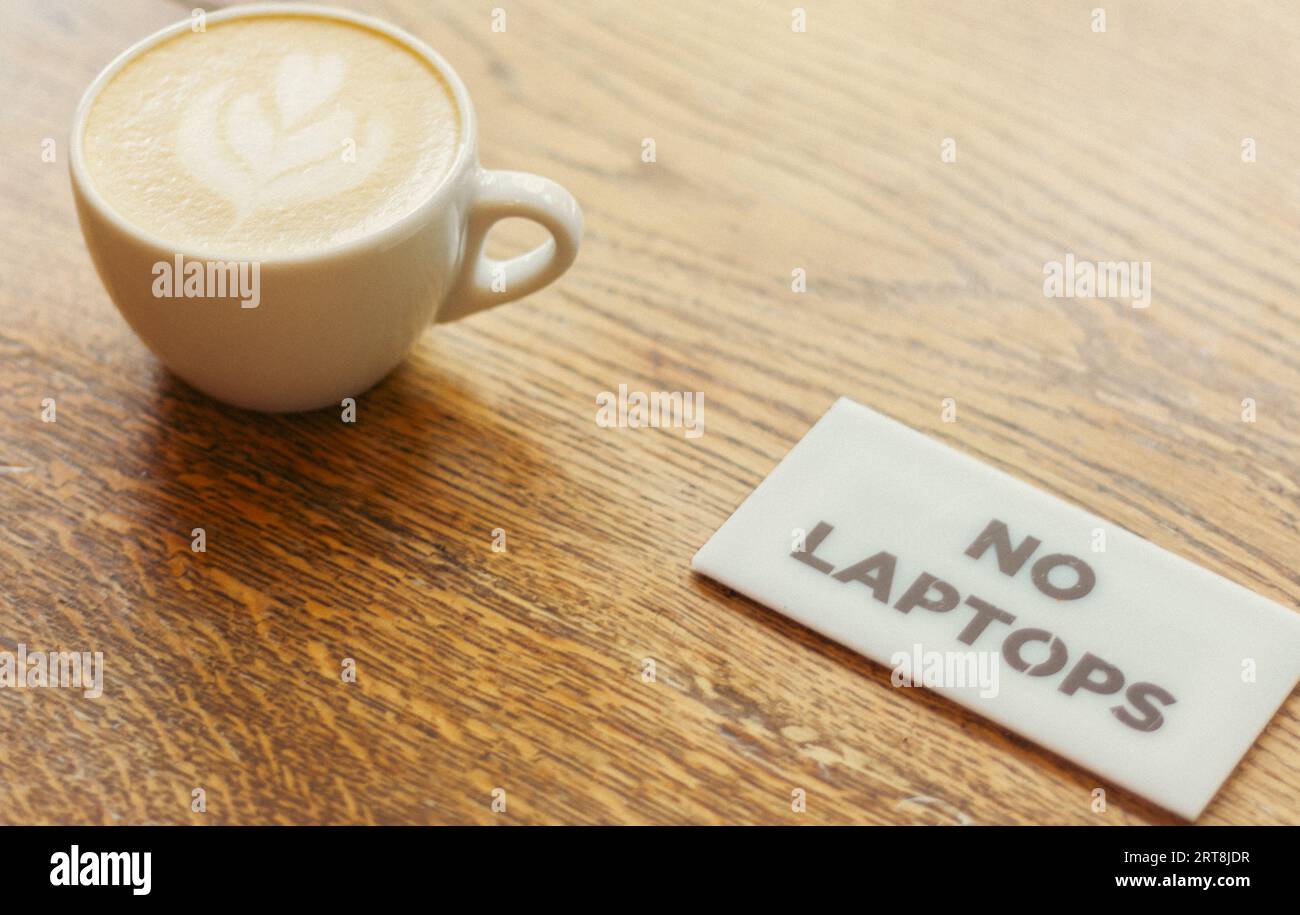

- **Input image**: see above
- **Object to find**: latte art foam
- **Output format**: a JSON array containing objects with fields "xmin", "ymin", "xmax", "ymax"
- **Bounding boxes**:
[{"xmin": 83, "ymin": 16, "xmax": 460, "ymax": 256}]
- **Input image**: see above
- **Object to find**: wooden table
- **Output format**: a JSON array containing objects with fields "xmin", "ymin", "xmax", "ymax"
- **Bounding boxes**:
[{"xmin": 1, "ymin": 0, "xmax": 1297, "ymax": 825}]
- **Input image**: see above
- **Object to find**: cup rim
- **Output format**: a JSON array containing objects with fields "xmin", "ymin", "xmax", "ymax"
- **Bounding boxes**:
[{"xmin": 68, "ymin": 2, "xmax": 479, "ymax": 265}]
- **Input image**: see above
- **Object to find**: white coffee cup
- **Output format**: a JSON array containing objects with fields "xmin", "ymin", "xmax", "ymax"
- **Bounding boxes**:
[{"xmin": 69, "ymin": 3, "xmax": 582, "ymax": 412}]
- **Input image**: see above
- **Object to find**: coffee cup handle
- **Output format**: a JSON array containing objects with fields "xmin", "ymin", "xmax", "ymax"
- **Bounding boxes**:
[{"xmin": 438, "ymin": 168, "xmax": 583, "ymax": 323}]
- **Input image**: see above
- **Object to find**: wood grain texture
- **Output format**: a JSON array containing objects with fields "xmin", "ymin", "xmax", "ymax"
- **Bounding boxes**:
[{"xmin": 1, "ymin": 0, "xmax": 1297, "ymax": 825}]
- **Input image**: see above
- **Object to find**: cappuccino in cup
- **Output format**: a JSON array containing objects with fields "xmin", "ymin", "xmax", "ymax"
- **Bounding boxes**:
[{"xmin": 71, "ymin": 4, "xmax": 582, "ymax": 411}]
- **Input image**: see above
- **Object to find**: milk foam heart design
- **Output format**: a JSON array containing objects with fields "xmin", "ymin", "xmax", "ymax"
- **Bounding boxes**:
[
  {"xmin": 176, "ymin": 54, "xmax": 390, "ymax": 223},
  {"xmin": 80, "ymin": 13, "xmax": 462, "ymax": 255},
  {"xmin": 275, "ymin": 53, "xmax": 345, "ymax": 128}
]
